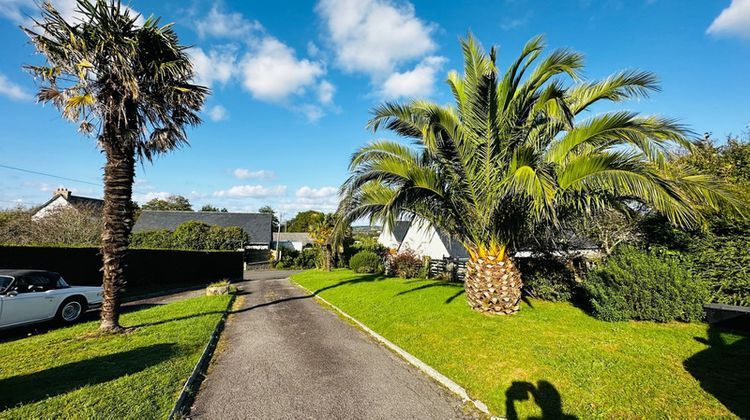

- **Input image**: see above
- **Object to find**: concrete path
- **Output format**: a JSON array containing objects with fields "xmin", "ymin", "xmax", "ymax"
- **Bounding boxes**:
[{"xmin": 189, "ymin": 274, "xmax": 474, "ymax": 419}]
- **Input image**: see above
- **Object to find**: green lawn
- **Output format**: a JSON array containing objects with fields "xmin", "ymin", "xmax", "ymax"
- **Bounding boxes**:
[
  {"xmin": 291, "ymin": 270, "xmax": 750, "ymax": 418},
  {"xmin": 0, "ymin": 295, "xmax": 231, "ymax": 419}
]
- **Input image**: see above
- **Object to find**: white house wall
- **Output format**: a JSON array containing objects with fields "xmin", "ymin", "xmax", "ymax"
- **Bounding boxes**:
[
  {"xmin": 398, "ymin": 221, "xmax": 451, "ymax": 260},
  {"xmin": 32, "ymin": 196, "xmax": 70, "ymax": 220},
  {"xmin": 377, "ymin": 227, "xmax": 402, "ymax": 250}
]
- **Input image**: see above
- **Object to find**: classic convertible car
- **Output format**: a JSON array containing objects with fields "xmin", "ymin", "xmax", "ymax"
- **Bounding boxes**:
[{"xmin": 0, "ymin": 269, "xmax": 102, "ymax": 330}]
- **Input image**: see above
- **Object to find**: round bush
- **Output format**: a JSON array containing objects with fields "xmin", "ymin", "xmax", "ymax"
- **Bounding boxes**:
[
  {"xmin": 392, "ymin": 249, "xmax": 422, "ymax": 278},
  {"xmin": 349, "ymin": 251, "xmax": 383, "ymax": 274},
  {"xmin": 584, "ymin": 246, "xmax": 709, "ymax": 322},
  {"xmin": 518, "ymin": 256, "xmax": 579, "ymax": 302}
]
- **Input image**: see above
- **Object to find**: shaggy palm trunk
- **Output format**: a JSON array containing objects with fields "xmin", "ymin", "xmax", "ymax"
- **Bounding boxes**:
[
  {"xmin": 99, "ymin": 143, "xmax": 136, "ymax": 331},
  {"xmin": 465, "ymin": 254, "xmax": 523, "ymax": 315},
  {"xmin": 323, "ymin": 244, "xmax": 333, "ymax": 272}
]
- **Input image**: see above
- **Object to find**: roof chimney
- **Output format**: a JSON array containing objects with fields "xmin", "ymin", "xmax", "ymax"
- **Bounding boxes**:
[{"xmin": 55, "ymin": 187, "xmax": 71, "ymax": 200}]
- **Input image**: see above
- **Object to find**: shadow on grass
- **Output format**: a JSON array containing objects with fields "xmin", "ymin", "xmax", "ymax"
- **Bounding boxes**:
[
  {"xmin": 394, "ymin": 282, "xmax": 461, "ymax": 297},
  {"xmin": 0, "ymin": 343, "xmax": 176, "ymax": 410},
  {"xmin": 684, "ymin": 324, "xmax": 750, "ymax": 418},
  {"xmin": 505, "ymin": 380, "xmax": 577, "ymax": 420}
]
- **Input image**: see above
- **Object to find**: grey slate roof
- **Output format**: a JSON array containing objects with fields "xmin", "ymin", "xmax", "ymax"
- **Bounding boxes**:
[
  {"xmin": 133, "ymin": 211, "xmax": 272, "ymax": 245},
  {"xmin": 273, "ymin": 232, "xmax": 314, "ymax": 245},
  {"xmin": 390, "ymin": 221, "xmax": 412, "ymax": 244},
  {"xmin": 35, "ymin": 194, "xmax": 104, "ymax": 215},
  {"xmin": 436, "ymin": 229, "xmax": 470, "ymax": 259}
]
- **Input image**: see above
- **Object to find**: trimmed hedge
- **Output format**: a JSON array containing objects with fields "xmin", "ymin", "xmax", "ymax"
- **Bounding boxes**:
[{"xmin": 0, "ymin": 245, "xmax": 243, "ymax": 289}]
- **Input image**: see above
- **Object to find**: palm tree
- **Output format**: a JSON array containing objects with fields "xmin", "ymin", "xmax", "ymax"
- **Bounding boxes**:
[
  {"xmin": 24, "ymin": 0, "xmax": 208, "ymax": 331},
  {"xmin": 337, "ymin": 35, "xmax": 739, "ymax": 315},
  {"xmin": 309, "ymin": 214, "xmax": 336, "ymax": 271}
]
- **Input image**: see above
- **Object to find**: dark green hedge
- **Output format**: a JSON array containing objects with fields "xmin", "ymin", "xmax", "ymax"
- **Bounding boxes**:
[
  {"xmin": 0, "ymin": 245, "xmax": 243, "ymax": 288},
  {"xmin": 584, "ymin": 247, "xmax": 708, "ymax": 322}
]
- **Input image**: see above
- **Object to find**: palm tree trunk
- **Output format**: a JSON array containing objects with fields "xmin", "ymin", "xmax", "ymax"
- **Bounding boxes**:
[
  {"xmin": 99, "ymin": 144, "xmax": 135, "ymax": 332},
  {"xmin": 324, "ymin": 244, "xmax": 333, "ymax": 271},
  {"xmin": 464, "ymin": 254, "xmax": 523, "ymax": 315}
]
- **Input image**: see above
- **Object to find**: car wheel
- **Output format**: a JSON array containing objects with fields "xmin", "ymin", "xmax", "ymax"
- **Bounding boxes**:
[{"xmin": 57, "ymin": 297, "xmax": 86, "ymax": 324}]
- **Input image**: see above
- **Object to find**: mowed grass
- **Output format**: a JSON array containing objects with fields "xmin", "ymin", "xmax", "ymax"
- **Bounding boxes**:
[
  {"xmin": 0, "ymin": 295, "xmax": 231, "ymax": 419},
  {"xmin": 291, "ymin": 270, "xmax": 750, "ymax": 418}
]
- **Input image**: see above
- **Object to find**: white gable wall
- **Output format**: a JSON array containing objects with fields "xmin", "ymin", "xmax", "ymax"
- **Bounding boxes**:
[
  {"xmin": 378, "ymin": 226, "xmax": 402, "ymax": 250},
  {"xmin": 398, "ymin": 221, "xmax": 452, "ymax": 260},
  {"xmin": 32, "ymin": 196, "xmax": 71, "ymax": 220}
]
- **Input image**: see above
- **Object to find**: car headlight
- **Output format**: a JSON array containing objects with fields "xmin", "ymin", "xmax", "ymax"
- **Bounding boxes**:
[{"xmin": 96, "ymin": 291, "xmax": 103, "ymax": 297}]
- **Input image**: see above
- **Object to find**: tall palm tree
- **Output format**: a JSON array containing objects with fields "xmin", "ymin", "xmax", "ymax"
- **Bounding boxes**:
[
  {"xmin": 24, "ymin": 0, "xmax": 208, "ymax": 331},
  {"xmin": 309, "ymin": 214, "xmax": 336, "ymax": 271},
  {"xmin": 337, "ymin": 35, "xmax": 739, "ymax": 315}
]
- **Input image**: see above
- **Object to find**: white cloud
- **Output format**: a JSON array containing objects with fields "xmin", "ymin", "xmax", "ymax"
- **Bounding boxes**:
[
  {"xmin": 233, "ymin": 169, "xmax": 275, "ymax": 180},
  {"xmin": 207, "ymin": 105, "xmax": 229, "ymax": 121},
  {"xmin": 317, "ymin": 80, "xmax": 335, "ymax": 104},
  {"xmin": 0, "ymin": 73, "xmax": 32, "ymax": 101},
  {"xmin": 296, "ymin": 186, "xmax": 338, "ymax": 198},
  {"xmin": 133, "ymin": 191, "xmax": 173, "ymax": 204},
  {"xmin": 196, "ymin": 5, "xmax": 262, "ymax": 39},
  {"xmin": 380, "ymin": 56, "xmax": 446, "ymax": 99},
  {"xmin": 214, "ymin": 185, "xmax": 287, "ymax": 198},
  {"xmin": 277, "ymin": 187, "xmax": 340, "ymax": 214},
  {"xmin": 707, "ymin": 0, "xmax": 750, "ymax": 38},
  {"xmin": 307, "ymin": 41, "xmax": 321, "ymax": 57},
  {"xmin": 189, "ymin": 47, "xmax": 237, "ymax": 88},
  {"xmin": 0, "ymin": 0, "xmax": 143, "ymax": 26},
  {"xmin": 316, "ymin": 0, "xmax": 436, "ymax": 76},
  {"xmin": 297, "ymin": 104, "xmax": 325, "ymax": 122},
  {"xmin": 240, "ymin": 37, "xmax": 325, "ymax": 102},
  {"xmin": 500, "ymin": 16, "xmax": 530, "ymax": 31}
]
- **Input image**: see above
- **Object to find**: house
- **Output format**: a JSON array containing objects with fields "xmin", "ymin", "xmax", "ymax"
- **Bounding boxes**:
[
  {"xmin": 32, "ymin": 188, "xmax": 104, "ymax": 220},
  {"xmin": 397, "ymin": 220, "xmax": 469, "ymax": 259},
  {"xmin": 272, "ymin": 232, "xmax": 314, "ymax": 251},
  {"xmin": 133, "ymin": 210, "xmax": 273, "ymax": 249},
  {"xmin": 390, "ymin": 218, "xmax": 599, "ymax": 261},
  {"xmin": 377, "ymin": 220, "xmax": 411, "ymax": 250}
]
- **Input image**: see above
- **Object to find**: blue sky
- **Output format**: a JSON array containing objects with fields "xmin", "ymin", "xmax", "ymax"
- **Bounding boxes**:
[{"xmin": 0, "ymin": 0, "xmax": 748, "ymax": 219}]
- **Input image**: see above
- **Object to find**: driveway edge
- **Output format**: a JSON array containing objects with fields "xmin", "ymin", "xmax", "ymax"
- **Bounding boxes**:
[
  {"xmin": 292, "ymin": 281, "xmax": 492, "ymax": 416},
  {"xmin": 168, "ymin": 293, "xmax": 237, "ymax": 420}
]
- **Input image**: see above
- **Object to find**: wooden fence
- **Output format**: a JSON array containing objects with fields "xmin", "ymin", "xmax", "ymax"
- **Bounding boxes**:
[{"xmin": 428, "ymin": 257, "xmax": 468, "ymax": 282}]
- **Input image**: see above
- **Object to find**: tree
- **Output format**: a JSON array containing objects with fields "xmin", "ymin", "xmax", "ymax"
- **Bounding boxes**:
[
  {"xmin": 286, "ymin": 210, "xmax": 325, "ymax": 232},
  {"xmin": 142, "ymin": 195, "xmax": 193, "ymax": 211},
  {"xmin": 24, "ymin": 0, "xmax": 208, "ymax": 331},
  {"xmin": 309, "ymin": 214, "xmax": 336, "ymax": 271},
  {"xmin": 337, "ymin": 35, "xmax": 739, "ymax": 315},
  {"xmin": 200, "ymin": 204, "xmax": 228, "ymax": 212},
  {"xmin": 258, "ymin": 205, "xmax": 279, "ymax": 231}
]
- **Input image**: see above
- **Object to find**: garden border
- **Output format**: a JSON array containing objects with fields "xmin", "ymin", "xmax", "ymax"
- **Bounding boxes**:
[
  {"xmin": 167, "ymin": 293, "xmax": 237, "ymax": 420},
  {"xmin": 292, "ymin": 281, "xmax": 492, "ymax": 416}
]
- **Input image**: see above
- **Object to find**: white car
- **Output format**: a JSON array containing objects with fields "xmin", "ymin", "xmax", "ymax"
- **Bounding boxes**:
[{"xmin": 0, "ymin": 269, "xmax": 102, "ymax": 330}]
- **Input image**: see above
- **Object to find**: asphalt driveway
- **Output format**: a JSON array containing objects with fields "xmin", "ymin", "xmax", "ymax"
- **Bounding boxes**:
[{"xmin": 189, "ymin": 273, "xmax": 473, "ymax": 419}]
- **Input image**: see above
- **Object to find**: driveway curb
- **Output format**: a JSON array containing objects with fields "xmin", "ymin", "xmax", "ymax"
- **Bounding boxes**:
[
  {"xmin": 168, "ymin": 293, "xmax": 236, "ymax": 420},
  {"xmin": 292, "ymin": 281, "xmax": 492, "ymax": 416}
]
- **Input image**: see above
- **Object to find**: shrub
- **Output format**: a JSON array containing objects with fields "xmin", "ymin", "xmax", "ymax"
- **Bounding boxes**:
[
  {"xmin": 584, "ymin": 246, "xmax": 709, "ymax": 322},
  {"xmin": 130, "ymin": 229, "xmax": 174, "ymax": 249},
  {"xmin": 518, "ymin": 256, "xmax": 579, "ymax": 302},
  {"xmin": 274, "ymin": 247, "xmax": 319, "ymax": 269},
  {"xmin": 349, "ymin": 251, "xmax": 383, "ymax": 274},
  {"xmin": 131, "ymin": 221, "xmax": 249, "ymax": 251},
  {"xmin": 686, "ymin": 228, "xmax": 750, "ymax": 306},
  {"xmin": 391, "ymin": 249, "xmax": 422, "ymax": 279}
]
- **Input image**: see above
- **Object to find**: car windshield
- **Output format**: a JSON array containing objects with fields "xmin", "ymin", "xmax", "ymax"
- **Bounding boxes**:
[{"xmin": 0, "ymin": 276, "xmax": 12, "ymax": 293}]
